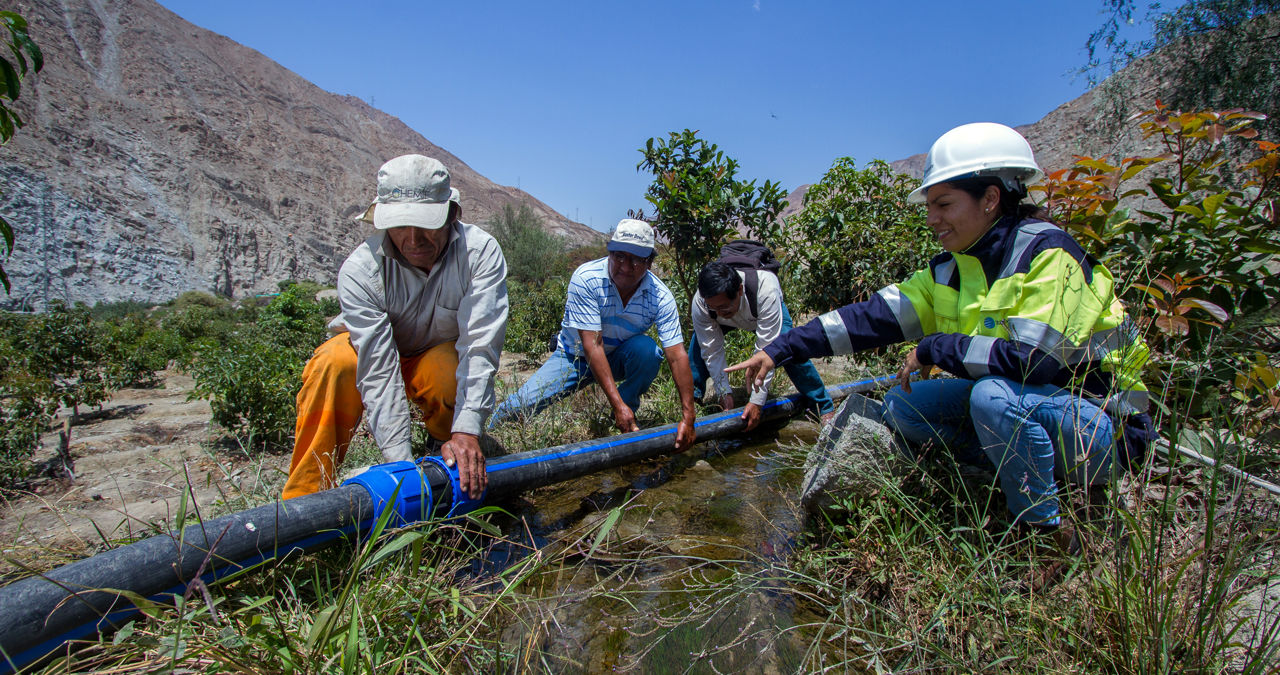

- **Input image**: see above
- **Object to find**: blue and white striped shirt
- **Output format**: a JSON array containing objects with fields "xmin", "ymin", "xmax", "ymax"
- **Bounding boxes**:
[{"xmin": 556, "ymin": 257, "xmax": 683, "ymax": 357}]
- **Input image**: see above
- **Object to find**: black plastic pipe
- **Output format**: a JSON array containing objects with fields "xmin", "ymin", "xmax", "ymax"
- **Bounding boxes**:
[
  {"xmin": 0, "ymin": 486, "xmax": 376, "ymax": 672},
  {"xmin": 0, "ymin": 375, "xmax": 895, "ymax": 672},
  {"xmin": 485, "ymin": 375, "xmax": 897, "ymax": 496}
]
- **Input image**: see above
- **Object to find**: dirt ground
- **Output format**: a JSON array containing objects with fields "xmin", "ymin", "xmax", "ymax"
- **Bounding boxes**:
[
  {"xmin": 0, "ymin": 353, "xmax": 541, "ymax": 574},
  {"xmin": 0, "ymin": 371, "xmax": 289, "ymax": 574}
]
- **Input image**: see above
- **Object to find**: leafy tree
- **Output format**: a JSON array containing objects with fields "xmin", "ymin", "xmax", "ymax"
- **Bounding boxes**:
[
  {"xmin": 14, "ymin": 301, "xmax": 111, "ymax": 417},
  {"xmin": 637, "ymin": 130, "xmax": 787, "ymax": 305},
  {"xmin": 257, "ymin": 282, "xmax": 335, "ymax": 356},
  {"xmin": 488, "ymin": 203, "xmax": 568, "ymax": 284},
  {"xmin": 1034, "ymin": 104, "xmax": 1280, "ymax": 420},
  {"xmin": 504, "ymin": 278, "xmax": 568, "ymax": 360},
  {"xmin": 99, "ymin": 314, "xmax": 174, "ymax": 388},
  {"xmin": 187, "ymin": 286, "xmax": 335, "ymax": 447},
  {"xmin": 187, "ymin": 332, "xmax": 302, "ymax": 447},
  {"xmin": 0, "ymin": 11, "xmax": 43, "ymax": 293},
  {"xmin": 0, "ymin": 322, "xmax": 54, "ymax": 485},
  {"xmin": 785, "ymin": 158, "xmax": 934, "ymax": 313},
  {"xmin": 1084, "ymin": 1, "xmax": 1280, "ymax": 130}
]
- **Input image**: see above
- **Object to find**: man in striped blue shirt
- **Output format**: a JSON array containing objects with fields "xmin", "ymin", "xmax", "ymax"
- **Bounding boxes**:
[{"xmin": 491, "ymin": 219, "xmax": 697, "ymax": 450}]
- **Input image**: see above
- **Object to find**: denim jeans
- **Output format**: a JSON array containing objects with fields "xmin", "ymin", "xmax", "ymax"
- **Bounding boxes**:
[
  {"xmin": 881, "ymin": 376, "xmax": 1115, "ymax": 526},
  {"xmin": 688, "ymin": 302, "xmax": 834, "ymax": 415},
  {"xmin": 489, "ymin": 333, "xmax": 664, "ymax": 427}
]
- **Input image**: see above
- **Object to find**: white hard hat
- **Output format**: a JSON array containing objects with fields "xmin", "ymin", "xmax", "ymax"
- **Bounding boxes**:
[{"xmin": 908, "ymin": 122, "xmax": 1043, "ymax": 204}]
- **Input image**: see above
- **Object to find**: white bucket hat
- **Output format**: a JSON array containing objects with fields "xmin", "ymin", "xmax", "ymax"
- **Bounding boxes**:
[
  {"xmin": 607, "ymin": 219, "xmax": 656, "ymax": 258},
  {"xmin": 358, "ymin": 155, "xmax": 462, "ymax": 229}
]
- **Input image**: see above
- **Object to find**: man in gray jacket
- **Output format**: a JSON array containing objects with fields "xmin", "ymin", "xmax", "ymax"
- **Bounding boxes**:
[{"xmin": 282, "ymin": 155, "xmax": 508, "ymax": 500}]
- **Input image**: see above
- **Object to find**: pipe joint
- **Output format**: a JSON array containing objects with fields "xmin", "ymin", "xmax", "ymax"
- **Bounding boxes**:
[
  {"xmin": 342, "ymin": 460, "xmax": 433, "ymax": 527},
  {"xmin": 418, "ymin": 456, "xmax": 485, "ymax": 516}
]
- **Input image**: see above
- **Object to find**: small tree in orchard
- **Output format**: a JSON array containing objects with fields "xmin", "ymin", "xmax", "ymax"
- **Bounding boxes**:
[
  {"xmin": 1035, "ymin": 104, "xmax": 1280, "ymax": 423},
  {"xmin": 785, "ymin": 158, "xmax": 934, "ymax": 314},
  {"xmin": 637, "ymin": 129, "xmax": 787, "ymax": 305},
  {"xmin": 0, "ymin": 11, "xmax": 43, "ymax": 292}
]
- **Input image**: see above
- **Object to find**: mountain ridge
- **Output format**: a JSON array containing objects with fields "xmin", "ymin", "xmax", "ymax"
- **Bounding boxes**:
[{"xmin": 0, "ymin": 0, "xmax": 601, "ymax": 309}]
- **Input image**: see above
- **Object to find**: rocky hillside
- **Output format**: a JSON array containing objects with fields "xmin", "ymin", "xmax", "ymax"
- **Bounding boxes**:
[{"xmin": 0, "ymin": 0, "xmax": 601, "ymax": 309}]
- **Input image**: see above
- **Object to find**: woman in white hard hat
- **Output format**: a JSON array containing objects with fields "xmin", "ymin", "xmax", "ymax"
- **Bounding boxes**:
[{"xmin": 729, "ymin": 122, "xmax": 1154, "ymax": 555}]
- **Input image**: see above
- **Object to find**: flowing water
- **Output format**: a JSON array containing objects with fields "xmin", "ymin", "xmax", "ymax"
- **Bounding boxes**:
[{"xmin": 479, "ymin": 419, "xmax": 830, "ymax": 673}]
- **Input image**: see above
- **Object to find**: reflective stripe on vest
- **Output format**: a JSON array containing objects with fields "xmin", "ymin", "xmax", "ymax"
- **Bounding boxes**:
[
  {"xmin": 997, "ymin": 221, "xmax": 1058, "ymax": 280},
  {"xmin": 933, "ymin": 258, "xmax": 957, "ymax": 288},
  {"xmin": 963, "ymin": 336, "xmax": 999, "ymax": 378},
  {"xmin": 818, "ymin": 310, "xmax": 854, "ymax": 354},
  {"xmin": 876, "ymin": 285, "xmax": 924, "ymax": 340},
  {"xmin": 1005, "ymin": 317, "xmax": 1070, "ymax": 367}
]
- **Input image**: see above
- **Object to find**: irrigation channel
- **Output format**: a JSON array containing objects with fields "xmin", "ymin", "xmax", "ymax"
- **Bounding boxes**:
[{"xmin": 0, "ymin": 375, "xmax": 899, "ymax": 672}]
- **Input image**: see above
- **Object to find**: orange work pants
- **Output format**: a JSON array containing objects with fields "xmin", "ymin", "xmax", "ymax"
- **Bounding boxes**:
[{"xmin": 281, "ymin": 334, "xmax": 458, "ymax": 500}]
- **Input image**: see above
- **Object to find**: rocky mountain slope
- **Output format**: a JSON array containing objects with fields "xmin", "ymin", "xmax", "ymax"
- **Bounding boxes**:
[{"xmin": 0, "ymin": 0, "xmax": 601, "ymax": 309}]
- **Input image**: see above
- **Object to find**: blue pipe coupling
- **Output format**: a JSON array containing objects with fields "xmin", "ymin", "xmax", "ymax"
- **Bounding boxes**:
[
  {"xmin": 418, "ymin": 456, "xmax": 486, "ymax": 516},
  {"xmin": 342, "ymin": 457, "xmax": 484, "ymax": 526}
]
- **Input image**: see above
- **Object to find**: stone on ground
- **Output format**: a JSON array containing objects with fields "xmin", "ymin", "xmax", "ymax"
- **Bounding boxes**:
[{"xmin": 800, "ymin": 393, "xmax": 907, "ymax": 512}]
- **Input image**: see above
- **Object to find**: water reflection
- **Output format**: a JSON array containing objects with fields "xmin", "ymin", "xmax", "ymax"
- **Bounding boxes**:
[{"xmin": 475, "ymin": 419, "xmax": 828, "ymax": 672}]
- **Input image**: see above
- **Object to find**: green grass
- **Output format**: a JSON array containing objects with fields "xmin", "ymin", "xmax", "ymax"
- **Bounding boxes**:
[{"xmin": 14, "ymin": 345, "xmax": 1280, "ymax": 674}]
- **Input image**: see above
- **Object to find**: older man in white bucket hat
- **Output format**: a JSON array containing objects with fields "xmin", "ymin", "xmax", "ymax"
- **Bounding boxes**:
[
  {"xmin": 282, "ymin": 155, "xmax": 508, "ymax": 501},
  {"xmin": 489, "ymin": 219, "xmax": 697, "ymax": 452}
]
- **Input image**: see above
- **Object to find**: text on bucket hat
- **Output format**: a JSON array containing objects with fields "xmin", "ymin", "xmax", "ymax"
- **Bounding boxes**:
[
  {"xmin": 367, "ymin": 155, "xmax": 462, "ymax": 230},
  {"xmin": 607, "ymin": 219, "xmax": 655, "ymax": 258}
]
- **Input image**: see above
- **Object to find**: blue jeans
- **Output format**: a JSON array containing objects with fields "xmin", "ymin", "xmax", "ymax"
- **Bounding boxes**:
[
  {"xmin": 489, "ymin": 334, "xmax": 664, "ymax": 427},
  {"xmin": 688, "ymin": 303, "xmax": 834, "ymax": 415},
  {"xmin": 881, "ymin": 376, "xmax": 1115, "ymax": 526}
]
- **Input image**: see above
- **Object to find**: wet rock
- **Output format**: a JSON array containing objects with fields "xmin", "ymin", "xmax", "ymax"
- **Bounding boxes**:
[
  {"xmin": 690, "ymin": 459, "xmax": 716, "ymax": 473},
  {"xmin": 800, "ymin": 393, "xmax": 908, "ymax": 512}
]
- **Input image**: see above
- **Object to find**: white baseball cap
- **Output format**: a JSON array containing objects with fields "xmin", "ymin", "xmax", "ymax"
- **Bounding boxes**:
[
  {"xmin": 361, "ymin": 155, "xmax": 462, "ymax": 229},
  {"xmin": 607, "ymin": 219, "xmax": 655, "ymax": 258}
]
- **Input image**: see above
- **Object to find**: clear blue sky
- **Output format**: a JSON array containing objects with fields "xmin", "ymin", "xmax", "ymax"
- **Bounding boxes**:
[{"xmin": 155, "ymin": 1, "xmax": 1144, "ymax": 232}]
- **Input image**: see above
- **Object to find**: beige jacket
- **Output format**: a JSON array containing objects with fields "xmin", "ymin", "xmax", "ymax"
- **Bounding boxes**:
[
  {"xmin": 332, "ymin": 221, "xmax": 508, "ymax": 462},
  {"xmin": 691, "ymin": 269, "xmax": 785, "ymax": 407}
]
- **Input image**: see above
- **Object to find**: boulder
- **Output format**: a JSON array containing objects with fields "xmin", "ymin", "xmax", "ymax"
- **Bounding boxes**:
[{"xmin": 800, "ymin": 393, "xmax": 908, "ymax": 512}]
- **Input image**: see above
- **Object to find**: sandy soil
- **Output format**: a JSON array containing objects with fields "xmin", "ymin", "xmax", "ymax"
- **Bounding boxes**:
[
  {"xmin": 0, "ymin": 353, "xmax": 537, "ymax": 575},
  {"xmin": 0, "ymin": 372, "xmax": 289, "ymax": 573}
]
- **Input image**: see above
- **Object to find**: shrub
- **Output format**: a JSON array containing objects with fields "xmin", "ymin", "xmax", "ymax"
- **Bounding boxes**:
[
  {"xmin": 99, "ymin": 315, "xmax": 170, "ymax": 388},
  {"xmin": 187, "ymin": 331, "xmax": 301, "ymax": 447},
  {"xmin": 488, "ymin": 203, "xmax": 569, "ymax": 284},
  {"xmin": 785, "ymin": 158, "xmax": 934, "ymax": 313},
  {"xmin": 0, "ymin": 335, "xmax": 54, "ymax": 486},
  {"xmin": 88, "ymin": 299, "xmax": 152, "ymax": 321},
  {"xmin": 1035, "ymin": 104, "xmax": 1280, "ymax": 422},
  {"xmin": 12, "ymin": 301, "xmax": 110, "ymax": 415},
  {"xmin": 157, "ymin": 296, "xmax": 239, "ymax": 366},
  {"xmin": 257, "ymin": 283, "xmax": 334, "ymax": 357},
  {"xmin": 505, "ymin": 278, "xmax": 568, "ymax": 359},
  {"xmin": 185, "ymin": 285, "xmax": 336, "ymax": 447}
]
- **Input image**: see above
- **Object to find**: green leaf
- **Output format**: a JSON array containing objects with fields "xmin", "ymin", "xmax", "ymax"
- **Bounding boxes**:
[
  {"xmin": 112, "ymin": 620, "xmax": 136, "ymax": 646},
  {"xmin": 1202, "ymin": 192, "xmax": 1227, "ymax": 215},
  {"xmin": 1149, "ymin": 179, "xmax": 1185, "ymax": 209},
  {"xmin": 308, "ymin": 605, "xmax": 338, "ymax": 649},
  {"xmin": 0, "ymin": 55, "xmax": 19, "ymax": 100},
  {"xmin": 229, "ymin": 595, "xmax": 275, "ymax": 616},
  {"xmin": 361, "ymin": 531, "xmax": 426, "ymax": 571},
  {"xmin": 1181, "ymin": 298, "xmax": 1229, "ymax": 322},
  {"xmin": 96, "ymin": 587, "xmax": 168, "ymax": 620},
  {"xmin": 1131, "ymin": 284, "xmax": 1165, "ymax": 301},
  {"xmin": 587, "ymin": 506, "xmax": 623, "ymax": 559}
]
